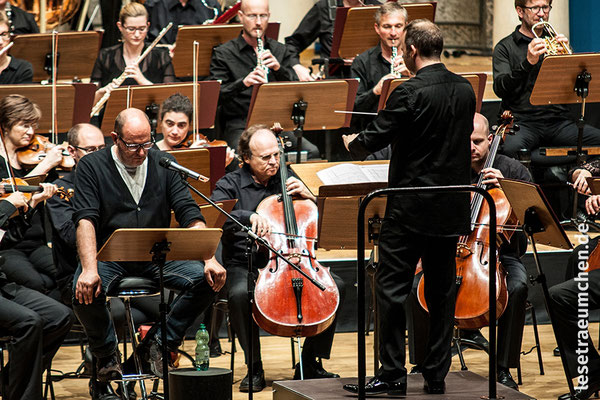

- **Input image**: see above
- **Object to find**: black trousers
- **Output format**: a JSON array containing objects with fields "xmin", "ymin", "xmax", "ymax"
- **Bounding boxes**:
[
  {"xmin": 376, "ymin": 220, "xmax": 458, "ymax": 384},
  {"xmin": 548, "ymin": 237, "xmax": 600, "ymax": 381},
  {"xmin": 407, "ymin": 254, "xmax": 528, "ymax": 369},
  {"xmin": 0, "ymin": 246, "xmax": 60, "ymax": 301},
  {"xmin": 226, "ymin": 265, "xmax": 346, "ymax": 367},
  {"xmin": 501, "ymin": 117, "xmax": 600, "ymax": 165},
  {"xmin": 0, "ymin": 284, "xmax": 74, "ymax": 400}
]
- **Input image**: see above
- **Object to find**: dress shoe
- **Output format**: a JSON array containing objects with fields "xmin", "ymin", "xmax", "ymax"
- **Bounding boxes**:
[
  {"xmin": 343, "ymin": 377, "xmax": 407, "ymax": 395},
  {"xmin": 209, "ymin": 339, "xmax": 222, "ymax": 358},
  {"xmin": 409, "ymin": 365, "xmax": 422, "ymax": 374},
  {"xmin": 554, "ymin": 346, "xmax": 561, "ymax": 357},
  {"xmin": 460, "ymin": 329, "xmax": 490, "ymax": 353},
  {"xmin": 96, "ymin": 351, "xmax": 122, "ymax": 382},
  {"xmin": 239, "ymin": 368, "xmax": 266, "ymax": 392},
  {"xmin": 497, "ymin": 367, "xmax": 518, "ymax": 391},
  {"xmin": 424, "ymin": 379, "xmax": 445, "ymax": 394},
  {"xmin": 293, "ymin": 359, "xmax": 340, "ymax": 380},
  {"xmin": 89, "ymin": 379, "xmax": 120, "ymax": 400},
  {"xmin": 140, "ymin": 337, "xmax": 174, "ymax": 379}
]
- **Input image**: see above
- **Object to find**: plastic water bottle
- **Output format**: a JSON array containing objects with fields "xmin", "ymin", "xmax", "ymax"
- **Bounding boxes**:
[{"xmin": 195, "ymin": 323, "xmax": 210, "ymax": 371}]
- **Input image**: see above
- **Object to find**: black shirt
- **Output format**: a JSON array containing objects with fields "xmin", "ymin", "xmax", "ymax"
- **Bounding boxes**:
[
  {"xmin": 284, "ymin": 0, "xmax": 381, "ymax": 64},
  {"xmin": 209, "ymin": 33, "xmax": 298, "ymax": 134},
  {"xmin": 73, "ymin": 147, "xmax": 204, "ymax": 249},
  {"xmin": 493, "ymin": 25, "xmax": 567, "ymax": 121},
  {"xmin": 47, "ymin": 171, "xmax": 76, "ymax": 281},
  {"xmin": 210, "ymin": 164, "xmax": 294, "ymax": 268},
  {"xmin": 0, "ymin": 57, "xmax": 33, "ymax": 84},
  {"xmin": 148, "ymin": 0, "xmax": 222, "ymax": 44},
  {"xmin": 90, "ymin": 43, "xmax": 176, "ymax": 88},
  {"xmin": 350, "ymin": 43, "xmax": 406, "ymax": 130},
  {"xmin": 7, "ymin": 5, "xmax": 39, "ymax": 35},
  {"xmin": 349, "ymin": 63, "xmax": 475, "ymax": 236}
]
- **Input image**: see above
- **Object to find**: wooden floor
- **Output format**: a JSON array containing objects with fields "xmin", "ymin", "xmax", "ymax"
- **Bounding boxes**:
[{"xmin": 45, "ymin": 323, "xmax": 598, "ymax": 400}]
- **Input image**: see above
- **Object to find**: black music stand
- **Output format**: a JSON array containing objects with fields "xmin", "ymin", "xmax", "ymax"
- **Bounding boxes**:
[
  {"xmin": 246, "ymin": 79, "xmax": 358, "ymax": 162},
  {"xmin": 10, "ymin": 31, "xmax": 102, "ymax": 82},
  {"xmin": 499, "ymin": 178, "xmax": 575, "ymax": 397},
  {"xmin": 530, "ymin": 53, "xmax": 600, "ymax": 222},
  {"xmin": 97, "ymin": 228, "xmax": 223, "ymax": 400}
]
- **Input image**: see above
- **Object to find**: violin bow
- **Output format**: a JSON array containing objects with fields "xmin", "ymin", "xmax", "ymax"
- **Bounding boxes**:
[{"xmin": 192, "ymin": 40, "xmax": 199, "ymax": 142}]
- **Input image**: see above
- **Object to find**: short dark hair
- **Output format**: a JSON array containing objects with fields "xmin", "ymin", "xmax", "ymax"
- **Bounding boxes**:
[
  {"xmin": 238, "ymin": 124, "xmax": 270, "ymax": 164},
  {"xmin": 404, "ymin": 19, "xmax": 443, "ymax": 59},
  {"xmin": 0, "ymin": 94, "xmax": 42, "ymax": 132},
  {"xmin": 160, "ymin": 93, "xmax": 193, "ymax": 122},
  {"xmin": 374, "ymin": 2, "xmax": 407, "ymax": 25},
  {"xmin": 67, "ymin": 124, "xmax": 86, "ymax": 147}
]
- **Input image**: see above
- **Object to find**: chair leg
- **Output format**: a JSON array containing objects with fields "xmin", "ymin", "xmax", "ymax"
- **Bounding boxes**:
[
  {"xmin": 291, "ymin": 337, "xmax": 296, "ymax": 368},
  {"xmin": 517, "ymin": 361, "xmax": 523, "ymax": 386},
  {"xmin": 123, "ymin": 297, "xmax": 148, "ymax": 400},
  {"xmin": 529, "ymin": 303, "xmax": 544, "ymax": 375},
  {"xmin": 43, "ymin": 365, "xmax": 56, "ymax": 400}
]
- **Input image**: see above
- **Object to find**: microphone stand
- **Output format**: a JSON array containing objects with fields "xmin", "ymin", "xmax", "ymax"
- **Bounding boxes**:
[{"xmin": 175, "ymin": 171, "xmax": 326, "ymax": 399}]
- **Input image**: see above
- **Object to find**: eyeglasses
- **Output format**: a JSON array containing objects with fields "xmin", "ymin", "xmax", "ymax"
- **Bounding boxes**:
[
  {"xmin": 116, "ymin": 135, "xmax": 154, "ymax": 152},
  {"xmin": 122, "ymin": 25, "xmax": 148, "ymax": 33},
  {"xmin": 252, "ymin": 151, "xmax": 280, "ymax": 162},
  {"xmin": 242, "ymin": 13, "xmax": 269, "ymax": 21},
  {"xmin": 522, "ymin": 5, "xmax": 552, "ymax": 13},
  {"xmin": 14, "ymin": 122, "xmax": 38, "ymax": 131},
  {"xmin": 74, "ymin": 145, "xmax": 106, "ymax": 153}
]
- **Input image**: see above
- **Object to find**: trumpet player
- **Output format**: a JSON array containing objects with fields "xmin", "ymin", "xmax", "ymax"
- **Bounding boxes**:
[
  {"xmin": 209, "ymin": 0, "xmax": 320, "ymax": 159},
  {"xmin": 493, "ymin": 0, "xmax": 600, "ymax": 161},
  {"xmin": 350, "ymin": 2, "xmax": 410, "ymax": 131}
]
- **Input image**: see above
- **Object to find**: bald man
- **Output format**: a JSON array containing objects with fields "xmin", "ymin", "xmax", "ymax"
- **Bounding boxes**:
[{"xmin": 71, "ymin": 109, "xmax": 226, "ymax": 382}]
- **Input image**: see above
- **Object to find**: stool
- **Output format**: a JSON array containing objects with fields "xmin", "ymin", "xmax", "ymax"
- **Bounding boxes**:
[
  {"xmin": 517, "ymin": 301, "xmax": 544, "ymax": 385},
  {"xmin": 106, "ymin": 276, "xmax": 160, "ymax": 400},
  {"xmin": 169, "ymin": 367, "xmax": 232, "ymax": 400}
]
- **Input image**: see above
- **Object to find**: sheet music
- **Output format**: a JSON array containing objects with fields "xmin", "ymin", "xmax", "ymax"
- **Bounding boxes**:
[{"xmin": 317, "ymin": 163, "xmax": 388, "ymax": 185}]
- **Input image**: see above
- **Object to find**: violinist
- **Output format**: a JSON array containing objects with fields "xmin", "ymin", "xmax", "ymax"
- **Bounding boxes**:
[
  {"xmin": 407, "ymin": 113, "xmax": 533, "ymax": 391},
  {"xmin": 208, "ymin": 0, "xmax": 319, "ymax": 159},
  {"xmin": 91, "ymin": 2, "xmax": 175, "ymax": 110},
  {"xmin": 0, "ymin": 13, "xmax": 33, "ymax": 84},
  {"xmin": 154, "ymin": 93, "xmax": 236, "ymax": 166},
  {"xmin": 210, "ymin": 124, "xmax": 345, "ymax": 393},
  {"xmin": 343, "ymin": 20, "xmax": 474, "ymax": 395},
  {"xmin": 0, "ymin": 94, "xmax": 65, "ymax": 300}
]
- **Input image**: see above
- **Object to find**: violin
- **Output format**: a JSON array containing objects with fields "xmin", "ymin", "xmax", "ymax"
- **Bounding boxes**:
[
  {"xmin": 417, "ymin": 111, "xmax": 517, "ymax": 330},
  {"xmin": 0, "ymin": 177, "xmax": 74, "ymax": 202},
  {"xmin": 16, "ymin": 134, "xmax": 75, "ymax": 170},
  {"xmin": 252, "ymin": 126, "xmax": 339, "ymax": 337},
  {"xmin": 175, "ymin": 131, "xmax": 229, "ymax": 150}
]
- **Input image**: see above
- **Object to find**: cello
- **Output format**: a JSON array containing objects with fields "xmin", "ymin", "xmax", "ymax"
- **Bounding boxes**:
[
  {"xmin": 253, "ymin": 126, "xmax": 339, "ymax": 338},
  {"xmin": 417, "ymin": 111, "xmax": 518, "ymax": 330}
]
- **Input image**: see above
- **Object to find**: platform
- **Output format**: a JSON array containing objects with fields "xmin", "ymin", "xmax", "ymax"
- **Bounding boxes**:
[{"xmin": 272, "ymin": 371, "xmax": 535, "ymax": 400}]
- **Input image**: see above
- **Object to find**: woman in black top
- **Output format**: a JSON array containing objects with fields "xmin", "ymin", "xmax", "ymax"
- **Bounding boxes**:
[
  {"xmin": 90, "ymin": 2, "xmax": 175, "ymax": 106},
  {"xmin": 0, "ymin": 13, "xmax": 33, "ymax": 84}
]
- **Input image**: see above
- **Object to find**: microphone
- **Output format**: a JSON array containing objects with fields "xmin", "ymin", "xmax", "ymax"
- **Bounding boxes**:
[{"xmin": 159, "ymin": 157, "xmax": 210, "ymax": 182}]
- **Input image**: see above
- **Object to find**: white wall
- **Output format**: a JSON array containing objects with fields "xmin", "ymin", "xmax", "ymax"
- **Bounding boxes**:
[
  {"xmin": 493, "ymin": 0, "xmax": 569, "ymax": 46},
  {"xmin": 270, "ymin": 0, "xmax": 316, "ymax": 42}
]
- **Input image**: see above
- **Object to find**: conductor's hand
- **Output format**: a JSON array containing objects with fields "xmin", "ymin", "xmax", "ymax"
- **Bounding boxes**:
[
  {"xmin": 204, "ymin": 257, "xmax": 226, "ymax": 292},
  {"xmin": 243, "ymin": 68, "xmax": 268, "ymax": 87},
  {"xmin": 250, "ymin": 213, "xmax": 271, "ymax": 237},
  {"xmin": 527, "ymin": 38, "xmax": 547, "ymax": 65},
  {"xmin": 75, "ymin": 270, "xmax": 102, "ymax": 305},
  {"xmin": 572, "ymin": 168, "xmax": 592, "ymax": 195},
  {"xmin": 481, "ymin": 167, "xmax": 504, "ymax": 188},
  {"xmin": 286, "ymin": 176, "xmax": 315, "ymax": 202},
  {"xmin": 260, "ymin": 49, "xmax": 280, "ymax": 71},
  {"xmin": 343, "ymin": 133, "xmax": 359, "ymax": 151},
  {"xmin": 586, "ymin": 195, "xmax": 600, "ymax": 216}
]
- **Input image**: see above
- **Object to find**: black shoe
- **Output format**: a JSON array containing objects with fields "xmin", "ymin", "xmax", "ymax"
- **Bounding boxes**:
[
  {"xmin": 89, "ymin": 380, "xmax": 120, "ymax": 400},
  {"xmin": 554, "ymin": 346, "xmax": 561, "ymax": 357},
  {"xmin": 141, "ymin": 338, "xmax": 173, "ymax": 379},
  {"xmin": 96, "ymin": 351, "xmax": 123, "ymax": 382},
  {"xmin": 410, "ymin": 365, "xmax": 422, "ymax": 374},
  {"xmin": 424, "ymin": 379, "xmax": 445, "ymax": 394},
  {"xmin": 209, "ymin": 339, "xmax": 222, "ymax": 358},
  {"xmin": 460, "ymin": 329, "xmax": 490, "ymax": 353},
  {"xmin": 497, "ymin": 367, "xmax": 518, "ymax": 391},
  {"xmin": 239, "ymin": 369, "xmax": 266, "ymax": 393},
  {"xmin": 293, "ymin": 359, "xmax": 340, "ymax": 380},
  {"xmin": 343, "ymin": 377, "xmax": 407, "ymax": 395}
]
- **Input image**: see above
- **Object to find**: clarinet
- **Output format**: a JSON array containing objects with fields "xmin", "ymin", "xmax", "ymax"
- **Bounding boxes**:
[
  {"xmin": 390, "ymin": 46, "xmax": 401, "ymax": 78},
  {"xmin": 256, "ymin": 35, "xmax": 269, "ymax": 82}
]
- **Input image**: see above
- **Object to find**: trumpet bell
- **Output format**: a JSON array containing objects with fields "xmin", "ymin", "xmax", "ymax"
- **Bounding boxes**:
[{"xmin": 532, "ymin": 18, "xmax": 572, "ymax": 55}]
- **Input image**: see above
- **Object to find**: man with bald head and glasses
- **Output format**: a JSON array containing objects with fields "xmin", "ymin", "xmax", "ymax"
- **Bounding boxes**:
[{"xmin": 72, "ymin": 108, "xmax": 226, "ymax": 383}]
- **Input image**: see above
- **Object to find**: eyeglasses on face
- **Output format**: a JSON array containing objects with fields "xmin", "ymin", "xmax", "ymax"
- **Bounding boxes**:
[
  {"xmin": 242, "ymin": 13, "xmax": 269, "ymax": 21},
  {"xmin": 522, "ymin": 5, "xmax": 552, "ymax": 13},
  {"xmin": 116, "ymin": 134, "xmax": 154, "ymax": 152},
  {"xmin": 252, "ymin": 151, "xmax": 280, "ymax": 162},
  {"xmin": 74, "ymin": 145, "xmax": 106, "ymax": 153}
]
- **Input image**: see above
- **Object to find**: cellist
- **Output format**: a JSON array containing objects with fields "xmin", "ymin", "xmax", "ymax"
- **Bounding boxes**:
[
  {"xmin": 407, "ymin": 113, "xmax": 532, "ymax": 391},
  {"xmin": 210, "ymin": 125, "xmax": 345, "ymax": 393}
]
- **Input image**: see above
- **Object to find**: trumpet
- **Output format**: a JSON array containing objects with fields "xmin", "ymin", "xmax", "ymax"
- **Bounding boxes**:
[
  {"xmin": 532, "ymin": 18, "xmax": 572, "ymax": 55},
  {"xmin": 256, "ymin": 33, "xmax": 269, "ymax": 82},
  {"xmin": 390, "ymin": 45, "xmax": 401, "ymax": 78},
  {"xmin": 90, "ymin": 22, "xmax": 173, "ymax": 117}
]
